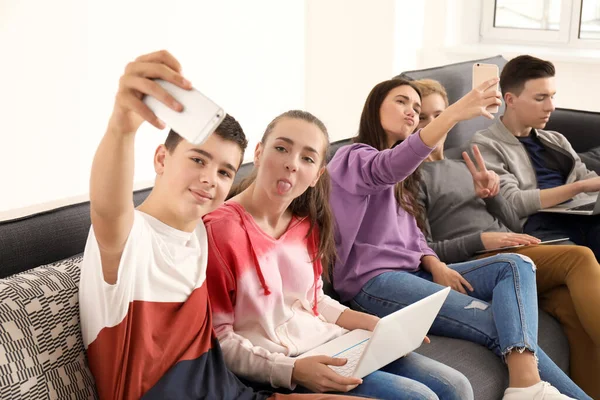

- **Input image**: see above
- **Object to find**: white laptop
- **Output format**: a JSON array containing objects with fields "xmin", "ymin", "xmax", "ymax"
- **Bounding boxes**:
[
  {"xmin": 541, "ymin": 194, "xmax": 600, "ymax": 215},
  {"xmin": 297, "ymin": 287, "xmax": 451, "ymax": 379}
]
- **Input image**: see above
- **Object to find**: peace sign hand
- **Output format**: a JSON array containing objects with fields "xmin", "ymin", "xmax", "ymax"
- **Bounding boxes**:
[{"xmin": 462, "ymin": 145, "xmax": 500, "ymax": 199}]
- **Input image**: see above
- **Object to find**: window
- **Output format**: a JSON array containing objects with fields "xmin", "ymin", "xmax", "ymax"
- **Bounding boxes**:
[
  {"xmin": 580, "ymin": 0, "xmax": 600, "ymax": 39},
  {"xmin": 494, "ymin": 0, "xmax": 562, "ymax": 31},
  {"xmin": 481, "ymin": 0, "xmax": 600, "ymax": 46}
]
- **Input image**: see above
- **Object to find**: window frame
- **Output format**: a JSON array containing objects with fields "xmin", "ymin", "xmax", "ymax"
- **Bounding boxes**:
[
  {"xmin": 480, "ymin": 0, "xmax": 600, "ymax": 48},
  {"xmin": 571, "ymin": 0, "xmax": 600, "ymax": 47}
]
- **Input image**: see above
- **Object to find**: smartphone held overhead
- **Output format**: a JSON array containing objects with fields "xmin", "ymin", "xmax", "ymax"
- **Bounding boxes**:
[
  {"xmin": 473, "ymin": 63, "xmax": 500, "ymax": 114},
  {"xmin": 143, "ymin": 79, "xmax": 225, "ymax": 145}
]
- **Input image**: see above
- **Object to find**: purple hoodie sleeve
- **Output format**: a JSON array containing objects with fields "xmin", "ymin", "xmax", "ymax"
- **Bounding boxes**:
[
  {"xmin": 418, "ymin": 228, "xmax": 438, "ymax": 259},
  {"xmin": 328, "ymin": 132, "xmax": 434, "ymax": 196}
]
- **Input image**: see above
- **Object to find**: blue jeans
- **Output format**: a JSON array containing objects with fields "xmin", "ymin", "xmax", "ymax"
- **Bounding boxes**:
[
  {"xmin": 345, "ymin": 352, "xmax": 472, "ymax": 399},
  {"xmin": 351, "ymin": 253, "xmax": 591, "ymax": 400},
  {"xmin": 240, "ymin": 353, "xmax": 472, "ymax": 400}
]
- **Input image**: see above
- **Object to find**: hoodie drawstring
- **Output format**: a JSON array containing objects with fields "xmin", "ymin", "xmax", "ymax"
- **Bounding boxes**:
[
  {"xmin": 311, "ymin": 230, "xmax": 322, "ymax": 316},
  {"xmin": 251, "ymin": 246, "xmax": 271, "ymax": 296},
  {"xmin": 230, "ymin": 203, "xmax": 272, "ymax": 296},
  {"xmin": 227, "ymin": 203, "xmax": 271, "ymax": 296}
]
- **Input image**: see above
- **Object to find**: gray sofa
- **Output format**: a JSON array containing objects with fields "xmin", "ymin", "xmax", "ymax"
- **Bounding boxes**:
[{"xmin": 1, "ymin": 56, "xmax": 598, "ymax": 399}]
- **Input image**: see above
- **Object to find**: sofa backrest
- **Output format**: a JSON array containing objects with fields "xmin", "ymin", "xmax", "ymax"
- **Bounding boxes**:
[
  {"xmin": 398, "ymin": 55, "xmax": 508, "ymax": 151},
  {"xmin": 545, "ymin": 108, "xmax": 600, "ymax": 153},
  {"xmin": 0, "ymin": 189, "xmax": 152, "ymax": 279}
]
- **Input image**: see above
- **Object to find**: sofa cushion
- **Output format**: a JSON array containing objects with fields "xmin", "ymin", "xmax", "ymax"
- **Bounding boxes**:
[
  {"xmin": 579, "ymin": 146, "xmax": 600, "ymax": 175},
  {"xmin": 0, "ymin": 255, "xmax": 97, "ymax": 399},
  {"xmin": 416, "ymin": 309, "xmax": 569, "ymax": 400},
  {"xmin": 398, "ymin": 55, "xmax": 508, "ymax": 151}
]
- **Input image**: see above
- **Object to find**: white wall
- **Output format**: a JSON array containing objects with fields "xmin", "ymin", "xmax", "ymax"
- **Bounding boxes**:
[
  {"xmin": 3, "ymin": 0, "xmax": 599, "ymax": 217},
  {"xmin": 305, "ymin": 0, "xmax": 398, "ymax": 142},
  {"xmin": 304, "ymin": 0, "xmax": 429, "ymax": 143},
  {"xmin": 0, "ymin": 0, "xmax": 305, "ymax": 214}
]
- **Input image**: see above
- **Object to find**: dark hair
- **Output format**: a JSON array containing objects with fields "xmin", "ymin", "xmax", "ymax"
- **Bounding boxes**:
[
  {"xmin": 231, "ymin": 110, "xmax": 336, "ymax": 277},
  {"xmin": 500, "ymin": 55, "xmax": 555, "ymax": 97},
  {"xmin": 164, "ymin": 114, "xmax": 248, "ymax": 165},
  {"xmin": 354, "ymin": 78, "xmax": 427, "ymax": 231}
]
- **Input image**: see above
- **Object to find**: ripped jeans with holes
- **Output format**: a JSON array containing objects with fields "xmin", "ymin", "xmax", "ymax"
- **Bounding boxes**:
[{"xmin": 351, "ymin": 253, "xmax": 590, "ymax": 400}]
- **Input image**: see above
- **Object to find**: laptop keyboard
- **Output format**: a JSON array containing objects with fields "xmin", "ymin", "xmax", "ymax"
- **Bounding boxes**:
[
  {"xmin": 328, "ymin": 339, "xmax": 369, "ymax": 377},
  {"xmin": 569, "ymin": 202, "xmax": 595, "ymax": 212}
]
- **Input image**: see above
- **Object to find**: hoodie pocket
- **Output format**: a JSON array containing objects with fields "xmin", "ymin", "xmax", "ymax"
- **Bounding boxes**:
[{"xmin": 275, "ymin": 300, "xmax": 345, "ymax": 356}]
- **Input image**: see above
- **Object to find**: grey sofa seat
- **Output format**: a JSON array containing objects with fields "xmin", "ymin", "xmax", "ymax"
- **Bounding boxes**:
[{"xmin": 415, "ymin": 307, "xmax": 569, "ymax": 400}]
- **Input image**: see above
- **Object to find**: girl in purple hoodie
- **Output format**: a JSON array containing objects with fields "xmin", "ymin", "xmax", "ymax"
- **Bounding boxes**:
[{"xmin": 328, "ymin": 78, "xmax": 588, "ymax": 400}]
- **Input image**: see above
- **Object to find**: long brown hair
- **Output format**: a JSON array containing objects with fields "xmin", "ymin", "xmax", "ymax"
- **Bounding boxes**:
[
  {"xmin": 230, "ymin": 110, "xmax": 336, "ymax": 278},
  {"xmin": 354, "ymin": 78, "xmax": 427, "ymax": 231}
]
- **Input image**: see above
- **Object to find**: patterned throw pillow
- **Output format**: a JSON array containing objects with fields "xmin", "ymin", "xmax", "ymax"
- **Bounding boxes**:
[{"xmin": 0, "ymin": 255, "xmax": 98, "ymax": 399}]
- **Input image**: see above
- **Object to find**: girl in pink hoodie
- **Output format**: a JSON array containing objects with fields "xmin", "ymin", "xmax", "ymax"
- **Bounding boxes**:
[{"xmin": 204, "ymin": 110, "xmax": 472, "ymax": 400}]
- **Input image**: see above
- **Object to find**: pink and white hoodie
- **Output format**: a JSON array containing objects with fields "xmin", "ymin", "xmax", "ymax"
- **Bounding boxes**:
[{"xmin": 204, "ymin": 202, "xmax": 348, "ymax": 390}]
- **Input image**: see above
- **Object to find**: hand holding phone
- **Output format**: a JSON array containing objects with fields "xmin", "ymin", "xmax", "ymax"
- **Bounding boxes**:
[
  {"xmin": 107, "ymin": 50, "xmax": 193, "ymax": 135},
  {"xmin": 473, "ymin": 63, "xmax": 500, "ymax": 113},
  {"xmin": 143, "ymin": 79, "xmax": 226, "ymax": 145}
]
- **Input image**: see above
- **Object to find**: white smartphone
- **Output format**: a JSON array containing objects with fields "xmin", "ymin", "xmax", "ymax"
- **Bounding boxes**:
[
  {"xmin": 472, "ymin": 63, "xmax": 500, "ymax": 114},
  {"xmin": 474, "ymin": 237, "xmax": 570, "ymax": 255},
  {"xmin": 143, "ymin": 79, "xmax": 226, "ymax": 145}
]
